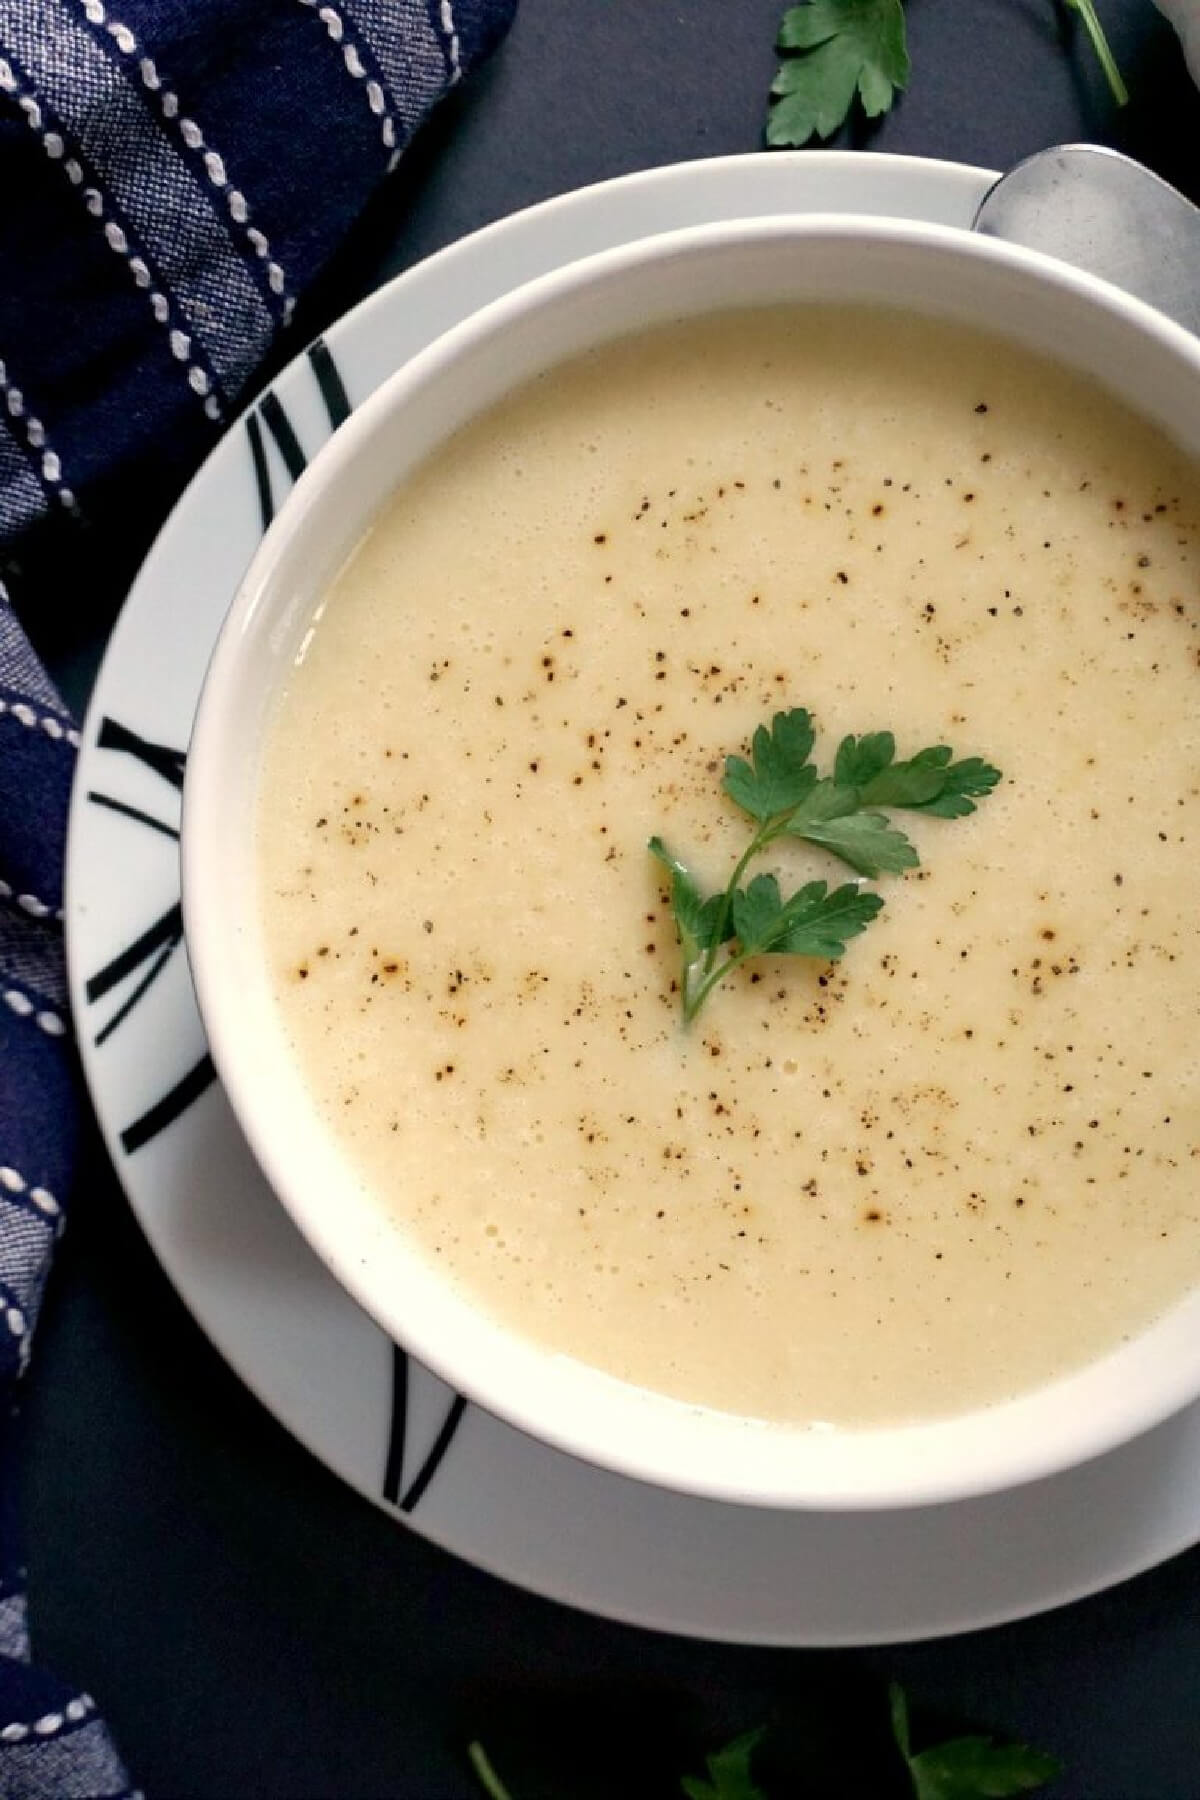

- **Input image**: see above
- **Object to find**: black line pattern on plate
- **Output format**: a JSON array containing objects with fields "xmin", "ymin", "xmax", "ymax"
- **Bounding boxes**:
[
  {"xmin": 382, "ymin": 1343, "xmax": 408, "ymax": 1504},
  {"xmin": 84, "ymin": 716, "xmax": 216, "ymax": 1147},
  {"xmin": 259, "ymin": 391, "xmax": 307, "ymax": 484},
  {"xmin": 247, "ymin": 411, "xmax": 273, "ymax": 538},
  {"xmin": 120, "ymin": 1054, "xmax": 217, "ymax": 1155},
  {"xmin": 383, "ymin": 1345, "xmax": 469, "ymax": 1513},
  {"xmin": 87, "ymin": 901, "xmax": 182, "ymax": 1045},
  {"xmin": 95, "ymin": 716, "xmax": 185, "ymax": 790},
  {"xmin": 308, "ymin": 337, "xmax": 352, "ymax": 428},
  {"xmin": 84, "ymin": 791, "xmax": 180, "ymax": 840},
  {"xmin": 248, "ymin": 336, "xmax": 350, "ymax": 532}
]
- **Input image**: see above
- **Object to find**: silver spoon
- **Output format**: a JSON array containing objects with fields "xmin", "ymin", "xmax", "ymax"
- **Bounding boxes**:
[{"xmin": 972, "ymin": 142, "xmax": 1200, "ymax": 337}]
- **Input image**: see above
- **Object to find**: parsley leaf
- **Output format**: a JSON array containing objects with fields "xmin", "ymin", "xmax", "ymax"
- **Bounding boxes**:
[
  {"xmin": 783, "ymin": 779, "xmax": 919, "ymax": 877},
  {"xmin": 906, "ymin": 756, "xmax": 1002, "ymax": 819},
  {"xmin": 722, "ymin": 707, "xmax": 818, "ymax": 820},
  {"xmin": 909, "ymin": 1738, "xmax": 1063, "ymax": 1800},
  {"xmin": 835, "ymin": 734, "xmax": 949, "ymax": 806},
  {"xmin": 773, "ymin": 879, "xmax": 884, "ymax": 955},
  {"xmin": 680, "ymin": 1727, "xmax": 768, "ymax": 1800},
  {"xmin": 650, "ymin": 706, "xmax": 1000, "ymax": 1023},
  {"xmin": 767, "ymin": 0, "xmax": 909, "ymax": 148},
  {"xmin": 766, "ymin": 0, "xmax": 1126, "ymax": 150},
  {"xmin": 891, "ymin": 1685, "xmax": 1061, "ymax": 1800},
  {"xmin": 731, "ymin": 873, "xmax": 881, "ymax": 958},
  {"xmin": 730, "ymin": 872, "xmax": 796, "ymax": 956},
  {"xmin": 649, "ymin": 836, "xmax": 730, "ymax": 963},
  {"xmin": 832, "ymin": 735, "xmax": 1001, "ymax": 820}
]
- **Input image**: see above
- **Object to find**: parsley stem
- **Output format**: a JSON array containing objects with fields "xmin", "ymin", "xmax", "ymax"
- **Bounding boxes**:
[
  {"xmin": 688, "ymin": 812, "xmax": 794, "ymax": 1019},
  {"xmin": 702, "ymin": 815, "xmax": 792, "ymax": 979},
  {"xmin": 1063, "ymin": 0, "xmax": 1128, "ymax": 104},
  {"xmin": 468, "ymin": 1742, "xmax": 516, "ymax": 1800},
  {"xmin": 683, "ymin": 949, "xmax": 752, "ymax": 1023}
]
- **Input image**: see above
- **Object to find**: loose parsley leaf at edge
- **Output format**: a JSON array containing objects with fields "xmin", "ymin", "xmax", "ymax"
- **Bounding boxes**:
[
  {"xmin": 908, "ymin": 1736, "xmax": 1063, "ymax": 1800},
  {"xmin": 890, "ymin": 1683, "xmax": 1062, "ymax": 1800},
  {"xmin": 680, "ymin": 1726, "xmax": 769, "ymax": 1800},
  {"xmin": 766, "ymin": 0, "xmax": 1127, "ymax": 151},
  {"xmin": 767, "ymin": 0, "xmax": 910, "ymax": 148}
]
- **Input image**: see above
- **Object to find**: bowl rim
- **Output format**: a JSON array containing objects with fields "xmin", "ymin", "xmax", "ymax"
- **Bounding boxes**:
[{"xmin": 182, "ymin": 210, "xmax": 1200, "ymax": 1511}]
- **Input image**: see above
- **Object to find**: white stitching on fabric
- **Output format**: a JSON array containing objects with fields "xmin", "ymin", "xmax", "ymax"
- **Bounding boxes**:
[
  {"xmin": 0, "ymin": 1701, "xmax": 96, "ymax": 1744},
  {"xmin": 92, "ymin": 7, "xmax": 297, "ymax": 324},
  {"xmin": 0, "ymin": 355, "xmax": 77, "ymax": 514},
  {"xmin": 0, "ymin": 33, "xmax": 225, "ymax": 423},
  {"xmin": 0, "ymin": 696, "xmax": 80, "ymax": 746},
  {"xmin": 297, "ymin": 0, "xmax": 403, "ymax": 170},
  {"xmin": 2, "ymin": 987, "xmax": 68, "ymax": 1036},
  {"xmin": 0, "ymin": 878, "xmax": 63, "ymax": 922},
  {"xmin": 0, "ymin": 1696, "xmax": 95, "ymax": 1741},
  {"xmin": 439, "ymin": 0, "xmax": 462, "ymax": 84},
  {"xmin": 0, "ymin": 1167, "xmax": 62, "ymax": 1215}
]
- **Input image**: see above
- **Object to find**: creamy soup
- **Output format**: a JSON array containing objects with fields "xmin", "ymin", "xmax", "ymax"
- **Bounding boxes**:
[{"xmin": 257, "ymin": 306, "xmax": 1200, "ymax": 1427}]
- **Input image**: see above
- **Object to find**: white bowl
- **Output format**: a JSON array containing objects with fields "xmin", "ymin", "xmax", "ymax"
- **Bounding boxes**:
[{"xmin": 182, "ymin": 215, "xmax": 1200, "ymax": 1510}]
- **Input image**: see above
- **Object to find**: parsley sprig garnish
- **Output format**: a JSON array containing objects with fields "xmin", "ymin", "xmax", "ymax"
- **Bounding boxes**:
[
  {"xmin": 766, "ymin": 0, "xmax": 1127, "ymax": 149},
  {"xmin": 650, "ymin": 707, "xmax": 1000, "ymax": 1025}
]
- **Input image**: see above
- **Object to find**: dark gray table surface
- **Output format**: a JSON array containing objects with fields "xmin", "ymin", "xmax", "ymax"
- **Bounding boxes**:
[{"xmin": 22, "ymin": 3, "xmax": 1200, "ymax": 1796}]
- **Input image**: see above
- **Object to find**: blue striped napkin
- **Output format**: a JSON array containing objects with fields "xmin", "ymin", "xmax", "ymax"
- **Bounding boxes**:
[{"xmin": 0, "ymin": 3, "xmax": 516, "ymax": 1791}]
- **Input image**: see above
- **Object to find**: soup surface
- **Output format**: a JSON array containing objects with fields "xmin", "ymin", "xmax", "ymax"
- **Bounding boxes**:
[{"xmin": 258, "ymin": 306, "xmax": 1200, "ymax": 1426}]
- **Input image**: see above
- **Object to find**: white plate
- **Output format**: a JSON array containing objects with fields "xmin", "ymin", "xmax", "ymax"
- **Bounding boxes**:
[{"xmin": 63, "ymin": 150, "xmax": 1200, "ymax": 1646}]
